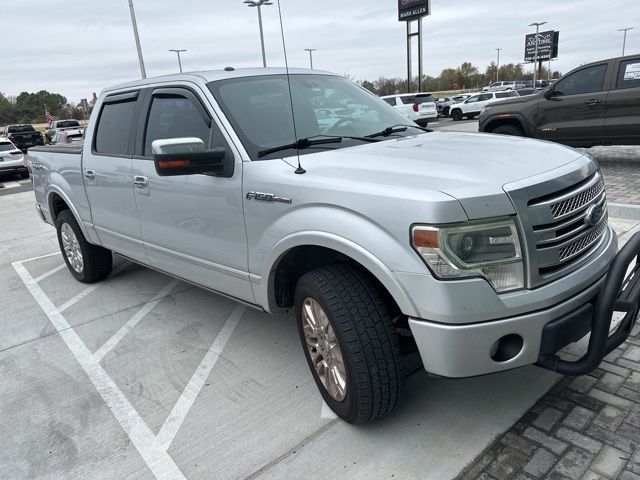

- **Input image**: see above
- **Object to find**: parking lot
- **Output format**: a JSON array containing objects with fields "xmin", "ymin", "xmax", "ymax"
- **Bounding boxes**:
[{"xmin": 2, "ymin": 121, "xmax": 640, "ymax": 479}]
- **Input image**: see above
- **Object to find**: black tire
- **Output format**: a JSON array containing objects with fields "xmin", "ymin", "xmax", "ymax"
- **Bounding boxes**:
[
  {"xmin": 295, "ymin": 264, "xmax": 405, "ymax": 424},
  {"xmin": 451, "ymin": 109, "xmax": 463, "ymax": 121},
  {"xmin": 56, "ymin": 209, "xmax": 113, "ymax": 283},
  {"xmin": 491, "ymin": 124, "xmax": 525, "ymax": 137}
]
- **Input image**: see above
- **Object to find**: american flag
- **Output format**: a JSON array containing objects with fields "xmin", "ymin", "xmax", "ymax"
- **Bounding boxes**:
[{"xmin": 45, "ymin": 110, "xmax": 53, "ymax": 125}]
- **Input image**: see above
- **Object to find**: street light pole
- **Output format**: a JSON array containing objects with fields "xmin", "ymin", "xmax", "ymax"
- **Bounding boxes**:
[
  {"xmin": 128, "ymin": 0, "xmax": 146, "ymax": 79},
  {"xmin": 618, "ymin": 27, "xmax": 634, "ymax": 56},
  {"xmin": 169, "ymin": 49, "xmax": 187, "ymax": 73},
  {"xmin": 304, "ymin": 48, "xmax": 317, "ymax": 69},
  {"xmin": 244, "ymin": 0, "xmax": 273, "ymax": 68},
  {"xmin": 496, "ymin": 48, "xmax": 501, "ymax": 82},
  {"xmin": 529, "ymin": 21, "xmax": 547, "ymax": 87}
]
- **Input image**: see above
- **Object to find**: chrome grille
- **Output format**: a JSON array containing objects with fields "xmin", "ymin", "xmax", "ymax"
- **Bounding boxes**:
[
  {"xmin": 558, "ymin": 215, "xmax": 608, "ymax": 261},
  {"xmin": 550, "ymin": 178, "xmax": 605, "ymax": 218}
]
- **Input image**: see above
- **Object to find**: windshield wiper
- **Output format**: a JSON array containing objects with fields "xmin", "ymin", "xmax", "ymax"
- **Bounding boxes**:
[
  {"xmin": 366, "ymin": 124, "xmax": 431, "ymax": 139},
  {"xmin": 257, "ymin": 135, "xmax": 380, "ymax": 158}
]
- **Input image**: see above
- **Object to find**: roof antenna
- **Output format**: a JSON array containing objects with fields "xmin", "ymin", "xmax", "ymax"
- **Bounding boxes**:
[{"xmin": 276, "ymin": 0, "xmax": 306, "ymax": 174}]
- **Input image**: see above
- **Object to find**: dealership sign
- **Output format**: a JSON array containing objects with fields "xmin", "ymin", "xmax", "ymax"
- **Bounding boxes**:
[
  {"xmin": 524, "ymin": 30, "xmax": 560, "ymax": 62},
  {"xmin": 398, "ymin": 0, "xmax": 430, "ymax": 21}
]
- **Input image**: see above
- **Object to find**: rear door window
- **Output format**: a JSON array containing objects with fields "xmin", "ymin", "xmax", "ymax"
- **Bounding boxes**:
[
  {"xmin": 94, "ymin": 96, "xmax": 138, "ymax": 156},
  {"xmin": 553, "ymin": 64, "xmax": 608, "ymax": 96},
  {"xmin": 616, "ymin": 59, "xmax": 640, "ymax": 90},
  {"xmin": 478, "ymin": 94, "xmax": 493, "ymax": 102}
]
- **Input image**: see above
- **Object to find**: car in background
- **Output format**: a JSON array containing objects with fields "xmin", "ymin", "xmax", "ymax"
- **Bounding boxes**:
[
  {"xmin": 452, "ymin": 93, "xmax": 474, "ymax": 103},
  {"xmin": 381, "ymin": 93, "xmax": 438, "ymax": 126},
  {"xmin": 450, "ymin": 90, "xmax": 519, "ymax": 121},
  {"xmin": 44, "ymin": 119, "xmax": 82, "ymax": 142},
  {"xmin": 1, "ymin": 124, "xmax": 44, "ymax": 151},
  {"xmin": 436, "ymin": 96, "xmax": 454, "ymax": 117},
  {"xmin": 479, "ymin": 55, "xmax": 640, "ymax": 146},
  {"xmin": 49, "ymin": 129, "xmax": 84, "ymax": 145},
  {"xmin": 488, "ymin": 81, "xmax": 516, "ymax": 91},
  {"xmin": 0, "ymin": 137, "xmax": 29, "ymax": 179}
]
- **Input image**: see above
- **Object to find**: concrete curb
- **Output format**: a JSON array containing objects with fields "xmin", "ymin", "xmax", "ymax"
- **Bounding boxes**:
[{"xmin": 608, "ymin": 203, "xmax": 640, "ymax": 221}]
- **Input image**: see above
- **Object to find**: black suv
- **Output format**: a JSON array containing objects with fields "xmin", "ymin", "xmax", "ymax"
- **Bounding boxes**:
[{"xmin": 479, "ymin": 55, "xmax": 640, "ymax": 147}]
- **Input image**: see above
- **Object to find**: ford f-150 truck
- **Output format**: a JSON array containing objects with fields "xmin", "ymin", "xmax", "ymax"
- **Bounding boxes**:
[{"xmin": 28, "ymin": 68, "xmax": 640, "ymax": 424}]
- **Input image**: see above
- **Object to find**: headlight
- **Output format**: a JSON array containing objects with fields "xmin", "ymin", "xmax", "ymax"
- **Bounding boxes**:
[{"xmin": 411, "ymin": 220, "xmax": 524, "ymax": 292}]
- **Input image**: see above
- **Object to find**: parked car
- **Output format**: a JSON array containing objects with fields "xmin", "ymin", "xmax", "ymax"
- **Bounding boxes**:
[
  {"xmin": 450, "ymin": 90, "xmax": 519, "ymax": 121},
  {"xmin": 436, "ymin": 96, "xmax": 454, "ymax": 117},
  {"xmin": 28, "ymin": 68, "xmax": 640, "ymax": 424},
  {"xmin": 479, "ymin": 55, "xmax": 640, "ymax": 146},
  {"xmin": 488, "ymin": 81, "xmax": 516, "ymax": 91},
  {"xmin": 2, "ymin": 124, "xmax": 44, "ymax": 151},
  {"xmin": 0, "ymin": 137, "xmax": 29, "ymax": 178},
  {"xmin": 381, "ymin": 93, "xmax": 438, "ymax": 126},
  {"xmin": 44, "ymin": 119, "xmax": 81, "ymax": 143},
  {"xmin": 50, "ymin": 129, "xmax": 84, "ymax": 145}
]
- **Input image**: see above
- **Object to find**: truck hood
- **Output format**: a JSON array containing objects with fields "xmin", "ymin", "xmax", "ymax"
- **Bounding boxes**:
[{"xmin": 298, "ymin": 131, "xmax": 586, "ymax": 219}]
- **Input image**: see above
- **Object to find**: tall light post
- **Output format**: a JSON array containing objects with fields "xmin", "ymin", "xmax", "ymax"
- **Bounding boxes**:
[
  {"xmin": 618, "ymin": 27, "xmax": 634, "ymax": 56},
  {"xmin": 496, "ymin": 48, "xmax": 502, "ymax": 82},
  {"xmin": 128, "ymin": 0, "xmax": 146, "ymax": 78},
  {"xmin": 304, "ymin": 48, "xmax": 317, "ymax": 69},
  {"xmin": 169, "ymin": 49, "xmax": 187, "ymax": 73},
  {"xmin": 244, "ymin": 0, "xmax": 273, "ymax": 68},
  {"xmin": 529, "ymin": 21, "xmax": 547, "ymax": 87}
]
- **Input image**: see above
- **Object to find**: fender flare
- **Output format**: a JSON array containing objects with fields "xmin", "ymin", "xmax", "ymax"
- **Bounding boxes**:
[
  {"xmin": 258, "ymin": 230, "xmax": 420, "ymax": 317},
  {"xmin": 481, "ymin": 113, "xmax": 533, "ymax": 137},
  {"xmin": 46, "ymin": 185, "xmax": 92, "ymax": 240}
]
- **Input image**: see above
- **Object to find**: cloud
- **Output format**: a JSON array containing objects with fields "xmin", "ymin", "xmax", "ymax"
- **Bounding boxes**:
[{"xmin": 3, "ymin": 0, "xmax": 638, "ymax": 102}]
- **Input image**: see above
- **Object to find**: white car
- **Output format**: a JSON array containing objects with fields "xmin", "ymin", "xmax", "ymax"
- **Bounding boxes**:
[
  {"xmin": 488, "ymin": 81, "xmax": 516, "ymax": 92},
  {"xmin": 0, "ymin": 137, "xmax": 29, "ymax": 179},
  {"xmin": 450, "ymin": 91, "xmax": 519, "ymax": 121},
  {"xmin": 380, "ymin": 93, "xmax": 438, "ymax": 126}
]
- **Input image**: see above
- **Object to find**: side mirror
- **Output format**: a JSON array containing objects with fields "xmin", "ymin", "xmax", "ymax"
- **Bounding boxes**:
[
  {"xmin": 152, "ymin": 138, "xmax": 227, "ymax": 177},
  {"xmin": 543, "ymin": 88, "xmax": 556, "ymax": 100}
]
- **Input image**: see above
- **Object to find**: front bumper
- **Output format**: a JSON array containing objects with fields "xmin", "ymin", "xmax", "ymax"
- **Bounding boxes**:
[{"xmin": 408, "ymin": 231, "xmax": 640, "ymax": 378}]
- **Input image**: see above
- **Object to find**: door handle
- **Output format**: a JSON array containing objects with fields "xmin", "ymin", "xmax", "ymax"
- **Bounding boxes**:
[
  {"xmin": 84, "ymin": 169, "xmax": 96, "ymax": 180},
  {"xmin": 133, "ymin": 176, "xmax": 148, "ymax": 188},
  {"xmin": 584, "ymin": 99, "xmax": 603, "ymax": 106}
]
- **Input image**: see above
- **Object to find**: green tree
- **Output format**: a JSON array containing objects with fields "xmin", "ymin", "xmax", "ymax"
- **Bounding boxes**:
[
  {"xmin": 15, "ymin": 90, "xmax": 68, "ymax": 123},
  {"xmin": 0, "ymin": 93, "xmax": 17, "ymax": 126}
]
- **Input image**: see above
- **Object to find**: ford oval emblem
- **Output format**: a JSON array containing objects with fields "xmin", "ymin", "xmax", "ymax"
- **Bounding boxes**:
[{"xmin": 584, "ymin": 204, "xmax": 604, "ymax": 227}]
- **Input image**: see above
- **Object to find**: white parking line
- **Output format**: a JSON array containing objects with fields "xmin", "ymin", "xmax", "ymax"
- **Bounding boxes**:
[
  {"xmin": 13, "ymin": 261, "xmax": 187, "ymax": 480},
  {"xmin": 156, "ymin": 304, "xmax": 246, "ymax": 451},
  {"xmin": 34, "ymin": 264, "xmax": 66, "ymax": 283},
  {"xmin": 20, "ymin": 251, "xmax": 61, "ymax": 263},
  {"xmin": 58, "ymin": 262, "xmax": 130, "ymax": 313},
  {"xmin": 94, "ymin": 279, "xmax": 180, "ymax": 361}
]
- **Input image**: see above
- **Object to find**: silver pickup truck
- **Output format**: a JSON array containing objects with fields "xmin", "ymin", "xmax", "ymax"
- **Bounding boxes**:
[{"xmin": 28, "ymin": 68, "xmax": 640, "ymax": 424}]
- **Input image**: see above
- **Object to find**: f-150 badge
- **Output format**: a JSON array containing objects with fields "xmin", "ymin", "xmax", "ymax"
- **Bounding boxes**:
[{"xmin": 246, "ymin": 191, "xmax": 292, "ymax": 204}]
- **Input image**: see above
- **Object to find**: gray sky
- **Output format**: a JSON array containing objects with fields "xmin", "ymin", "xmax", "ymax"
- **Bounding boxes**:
[{"xmin": 3, "ymin": 0, "xmax": 639, "ymax": 102}]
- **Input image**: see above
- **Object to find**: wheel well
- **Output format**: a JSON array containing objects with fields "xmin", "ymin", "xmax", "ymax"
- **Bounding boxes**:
[
  {"xmin": 485, "ymin": 117, "xmax": 526, "ymax": 134},
  {"xmin": 49, "ymin": 193, "xmax": 70, "ymax": 221},
  {"xmin": 271, "ymin": 245, "xmax": 400, "ymax": 315}
]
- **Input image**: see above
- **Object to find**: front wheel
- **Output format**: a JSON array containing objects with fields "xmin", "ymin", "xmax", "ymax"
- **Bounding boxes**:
[
  {"xmin": 451, "ymin": 109, "xmax": 463, "ymax": 121},
  {"xmin": 491, "ymin": 124, "xmax": 525, "ymax": 137},
  {"xmin": 56, "ymin": 209, "xmax": 113, "ymax": 283},
  {"xmin": 295, "ymin": 264, "xmax": 405, "ymax": 424}
]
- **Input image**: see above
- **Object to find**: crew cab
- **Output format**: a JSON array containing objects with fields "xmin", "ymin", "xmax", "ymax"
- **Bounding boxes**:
[
  {"xmin": 479, "ymin": 55, "xmax": 640, "ymax": 146},
  {"xmin": 28, "ymin": 68, "xmax": 640, "ymax": 424},
  {"xmin": 450, "ymin": 90, "xmax": 519, "ymax": 121},
  {"xmin": 2, "ymin": 124, "xmax": 44, "ymax": 151},
  {"xmin": 44, "ymin": 119, "xmax": 82, "ymax": 143}
]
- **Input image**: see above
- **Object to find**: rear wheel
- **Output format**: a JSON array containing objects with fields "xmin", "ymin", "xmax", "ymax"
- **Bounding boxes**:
[
  {"xmin": 295, "ymin": 264, "xmax": 405, "ymax": 424},
  {"xmin": 451, "ymin": 109, "xmax": 463, "ymax": 121},
  {"xmin": 491, "ymin": 124, "xmax": 525, "ymax": 137},
  {"xmin": 56, "ymin": 210, "xmax": 113, "ymax": 283}
]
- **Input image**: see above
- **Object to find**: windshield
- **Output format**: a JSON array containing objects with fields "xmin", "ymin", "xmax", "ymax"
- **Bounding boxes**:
[
  {"xmin": 57, "ymin": 120, "xmax": 79, "ymax": 128},
  {"xmin": 208, "ymin": 74, "xmax": 423, "ymax": 160}
]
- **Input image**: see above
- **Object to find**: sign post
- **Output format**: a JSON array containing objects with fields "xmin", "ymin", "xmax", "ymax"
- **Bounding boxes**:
[{"xmin": 399, "ymin": 0, "xmax": 431, "ymax": 93}]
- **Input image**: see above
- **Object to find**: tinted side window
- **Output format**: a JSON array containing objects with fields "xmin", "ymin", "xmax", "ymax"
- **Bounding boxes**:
[
  {"xmin": 94, "ymin": 99, "xmax": 137, "ymax": 155},
  {"xmin": 144, "ymin": 96, "xmax": 211, "ymax": 156},
  {"xmin": 478, "ymin": 94, "xmax": 493, "ymax": 102},
  {"xmin": 616, "ymin": 60, "xmax": 640, "ymax": 90},
  {"xmin": 382, "ymin": 98, "xmax": 396, "ymax": 106},
  {"xmin": 554, "ymin": 64, "xmax": 607, "ymax": 96},
  {"xmin": 466, "ymin": 96, "xmax": 480, "ymax": 103}
]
